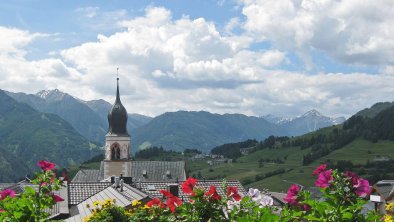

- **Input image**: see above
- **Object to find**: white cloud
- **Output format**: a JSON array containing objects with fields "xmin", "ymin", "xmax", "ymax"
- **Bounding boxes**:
[
  {"xmin": 62, "ymin": 7, "xmax": 284, "ymax": 90},
  {"xmin": 1, "ymin": 5, "xmax": 394, "ymax": 119},
  {"xmin": 241, "ymin": 0, "xmax": 394, "ymax": 67},
  {"xmin": 0, "ymin": 26, "xmax": 45, "ymax": 57}
]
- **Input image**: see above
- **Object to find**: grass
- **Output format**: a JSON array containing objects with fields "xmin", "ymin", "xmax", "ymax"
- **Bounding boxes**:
[{"xmin": 188, "ymin": 138, "xmax": 394, "ymax": 192}]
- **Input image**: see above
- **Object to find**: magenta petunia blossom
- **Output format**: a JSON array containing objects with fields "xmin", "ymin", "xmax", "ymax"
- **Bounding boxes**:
[
  {"xmin": 344, "ymin": 171, "xmax": 358, "ymax": 186},
  {"xmin": 315, "ymin": 170, "xmax": 333, "ymax": 188},
  {"xmin": 354, "ymin": 179, "xmax": 370, "ymax": 197},
  {"xmin": 0, "ymin": 189, "xmax": 15, "ymax": 200},
  {"xmin": 52, "ymin": 194, "xmax": 64, "ymax": 202},
  {"xmin": 37, "ymin": 160, "xmax": 56, "ymax": 171},
  {"xmin": 312, "ymin": 164, "xmax": 327, "ymax": 176},
  {"xmin": 284, "ymin": 184, "xmax": 300, "ymax": 205}
]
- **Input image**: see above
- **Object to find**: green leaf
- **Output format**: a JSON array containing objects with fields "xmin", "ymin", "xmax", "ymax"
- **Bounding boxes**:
[{"xmin": 24, "ymin": 186, "xmax": 36, "ymax": 195}]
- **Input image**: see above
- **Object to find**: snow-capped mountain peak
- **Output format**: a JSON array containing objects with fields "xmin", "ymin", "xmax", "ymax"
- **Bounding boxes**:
[
  {"xmin": 301, "ymin": 109, "xmax": 323, "ymax": 117},
  {"xmin": 262, "ymin": 114, "xmax": 293, "ymax": 125},
  {"xmin": 36, "ymin": 89, "xmax": 67, "ymax": 101}
]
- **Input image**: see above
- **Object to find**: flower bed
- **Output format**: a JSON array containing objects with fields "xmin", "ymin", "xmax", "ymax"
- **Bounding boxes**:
[
  {"xmin": 84, "ymin": 165, "xmax": 388, "ymax": 221},
  {"xmin": 0, "ymin": 161, "xmax": 392, "ymax": 221}
]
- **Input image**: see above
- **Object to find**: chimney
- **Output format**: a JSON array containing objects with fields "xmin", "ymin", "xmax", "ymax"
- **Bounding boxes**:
[
  {"xmin": 120, "ymin": 178, "xmax": 124, "ymax": 192},
  {"xmin": 114, "ymin": 177, "xmax": 120, "ymax": 188},
  {"xmin": 167, "ymin": 183, "xmax": 179, "ymax": 197}
]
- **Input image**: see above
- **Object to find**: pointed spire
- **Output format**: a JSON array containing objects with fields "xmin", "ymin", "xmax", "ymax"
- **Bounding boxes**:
[
  {"xmin": 107, "ymin": 67, "xmax": 128, "ymax": 136},
  {"xmin": 116, "ymin": 68, "xmax": 121, "ymax": 103},
  {"xmin": 116, "ymin": 77, "xmax": 121, "ymax": 103}
]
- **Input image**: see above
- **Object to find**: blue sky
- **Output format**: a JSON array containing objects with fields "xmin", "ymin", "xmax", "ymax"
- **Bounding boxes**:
[{"xmin": 0, "ymin": 0, "xmax": 394, "ymax": 117}]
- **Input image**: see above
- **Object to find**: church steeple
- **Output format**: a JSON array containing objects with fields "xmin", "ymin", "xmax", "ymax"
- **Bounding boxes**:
[
  {"xmin": 116, "ymin": 77, "xmax": 121, "ymax": 103},
  {"xmin": 107, "ymin": 77, "xmax": 128, "ymax": 136}
]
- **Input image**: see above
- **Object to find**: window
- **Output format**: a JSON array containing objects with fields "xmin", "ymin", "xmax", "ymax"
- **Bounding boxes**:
[{"xmin": 111, "ymin": 143, "xmax": 120, "ymax": 160}]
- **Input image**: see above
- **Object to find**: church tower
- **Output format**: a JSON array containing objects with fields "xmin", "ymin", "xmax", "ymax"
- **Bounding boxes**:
[{"xmin": 102, "ymin": 77, "xmax": 132, "ymax": 179}]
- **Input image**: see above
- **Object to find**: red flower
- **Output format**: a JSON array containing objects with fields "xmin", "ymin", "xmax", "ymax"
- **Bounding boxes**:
[
  {"xmin": 315, "ymin": 170, "xmax": 333, "ymax": 188},
  {"xmin": 205, "ymin": 185, "xmax": 221, "ymax": 201},
  {"xmin": 52, "ymin": 194, "xmax": 64, "ymax": 202},
  {"xmin": 312, "ymin": 164, "xmax": 327, "ymax": 176},
  {"xmin": 181, "ymin": 177, "xmax": 198, "ymax": 194},
  {"xmin": 344, "ymin": 171, "xmax": 358, "ymax": 186},
  {"xmin": 284, "ymin": 184, "xmax": 300, "ymax": 205},
  {"xmin": 167, "ymin": 196, "xmax": 182, "ymax": 213},
  {"xmin": 37, "ymin": 160, "xmax": 56, "ymax": 171},
  {"xmin": 227, "ymin": 186, "xmax": 241, "ymax": 201},
  {"xmin": 355, "ymin": 178, "xmax": 370, "ymax": 197},
  {"xmin": 0, "ymin": 189, "xmax": 15, "ymax": 200},
  {"xmin": 147, "ymin": 198, "xmax": 165, "ymax": 208},
  {"xmin": 160, "ymin": 190, "xmax": 174, "ymax": 198}
]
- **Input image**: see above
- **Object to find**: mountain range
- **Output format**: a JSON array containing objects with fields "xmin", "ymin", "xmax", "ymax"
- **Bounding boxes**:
[
  {"xmin": 6, "ymin": 90, "xmax": 152, "ymax": 143},
  {"xmin": 0, "ymin": 90, "xmax": 100, "ymax": 182},
  {"xmin": 264, "ymin": 109, "xmax": 346, "ymax": 136},
  {"xmin": 6, "ymin": 89, "xmax": 345, "ymax": 153}
]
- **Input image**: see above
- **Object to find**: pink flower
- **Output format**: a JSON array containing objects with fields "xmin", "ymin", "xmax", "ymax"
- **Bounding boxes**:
[
  {"xmin": 37, "ymin": 160, "xmax": 56, "ymax": 171},
  {"xmin": 355, "ymin": 178, "xmax": 370, "ymax": 197},
  {"xmin": 181, "ymin": 177, "xmax": 198, "ymax": 194},
  {"xmin": 227, "ymin": 186, "xmax": 241, "ymax": 201},
  {"xmin": 40, "ymin": 182, "xmax": 49, "ymax": 187},
  {"xmin": 301, "ymin": 204, "xmax": 311, "ymax": 211},
  {"xmin": 0, "ymin": 189, "xmax": 15, "ymax": 200},
  {"xmin": 52, "ymin": 194, "xmax": 64, "ymax": 202},
  {"xmin": 312, "ymin": 164, "xmax": 327, "ymax": 176},
  {"xmin": 315, "ymin": 170, "xmax": 333, "ymax": 188},
  {"xmin": 344, "ymin": 171, "xmax": 358, "ymax": 186},
  {"xmin": 284, "ymin": 184, "xmax": 300, "ymax": 205}
]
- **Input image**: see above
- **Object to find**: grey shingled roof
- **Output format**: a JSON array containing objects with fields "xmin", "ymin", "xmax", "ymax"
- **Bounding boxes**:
[
  {"xmin": 76, "ymin": 161, "xmax": 186, "ymax": 182},
  {"xmin": 68, "ymin": 182, "xmax": 111, "ymax": 205},
  {"xmin": 72, "ymin": 169, "xmax": 101, "ymax": 182},
  {"xmin": 137, "ymin": 180, "xmax": 246, "ymax": 202},
  {"xmin": 66, "ymin": 184, "xmax": 149, "ymax": 222},
  {"xmin": 269, "ymin": 192, "xmax": 286, "ymax": 206},
  {"xmin": 374, "ymin": 180, "xmax": 394, "ymax": 199},
  {"xmin": 131, "ymin": 161, "xmax": 186, "ymax": 181}
]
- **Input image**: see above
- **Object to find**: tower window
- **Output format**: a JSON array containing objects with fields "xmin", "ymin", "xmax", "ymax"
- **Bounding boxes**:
[
  {"xmin": 116, "ymin": 147, "xmax": 120, "ymax": 160},
  {"xmin": 111, "ymin": 143, "xmax": 121, "ymax": 160}
]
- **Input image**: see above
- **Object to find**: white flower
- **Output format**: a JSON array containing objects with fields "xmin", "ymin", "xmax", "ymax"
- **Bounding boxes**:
[{"xmin": 247, "ymin": 188, "xmax": 274, "ymax": 207}]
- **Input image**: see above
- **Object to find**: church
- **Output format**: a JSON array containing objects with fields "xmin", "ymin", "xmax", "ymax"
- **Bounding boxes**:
[
  {"xmin": 0, "ymin": 78, "xmax": 247, "ymax": 221},
  {"xmin": 72, "ymin": 77, "xmax": 187, "ymax": 183}
]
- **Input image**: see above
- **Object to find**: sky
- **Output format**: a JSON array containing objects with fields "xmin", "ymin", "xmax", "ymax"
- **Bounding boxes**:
[{"xmin": 1, "ymin": 0, "xmax": 394, "ymax": 118}]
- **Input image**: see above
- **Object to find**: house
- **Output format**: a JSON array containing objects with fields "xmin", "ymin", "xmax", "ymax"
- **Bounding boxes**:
[{"xmin": 370, "ymin": 180, "xmax": 394, "ymax": 213}]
